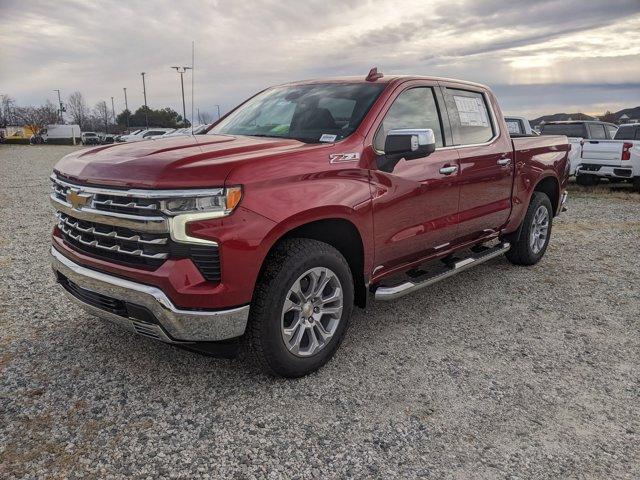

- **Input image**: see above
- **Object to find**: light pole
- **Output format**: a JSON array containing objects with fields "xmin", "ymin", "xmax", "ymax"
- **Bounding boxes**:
[
  {"xmin": 110, "ymin": 96, "xmax": 116, "ymax": 133},
  {"xmin": 53, "ymin": 89, "xmax": 64, "ymax": 123},
  {"xmin": 214, "ymin": 104, "xmax": 221, "ymax": 120},
  {"xmin": 123, "ymin": 87, "xmax": 129, "ymax": 129},
  {"xmin": 171, "ymin": 66, "xmax": 192, "ymax": 126},
  {"xmin": 140, "ymin": 72, "xmax": 149, "ymax": 128}
]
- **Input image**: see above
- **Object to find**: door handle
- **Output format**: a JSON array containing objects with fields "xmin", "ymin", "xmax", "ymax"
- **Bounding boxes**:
[
  {"xmin": 439, "ymin": 165, "xmax": 458, "ymax": 175},
  {"xmin": 497, "ymin": 158, "xmax": 511, "ymax": 166}
]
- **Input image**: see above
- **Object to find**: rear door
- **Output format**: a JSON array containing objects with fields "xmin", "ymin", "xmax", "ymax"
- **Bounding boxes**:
[{"xmin": 441, "ymin": 84, "xmax": 514, "ymax": 243}]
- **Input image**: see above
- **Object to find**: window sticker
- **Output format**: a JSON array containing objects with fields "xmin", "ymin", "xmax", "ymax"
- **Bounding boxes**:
[
  {"xmin": 453, "ymin": 95, "xmax": 489, "ymax": 127},
  {"xmin": 319, "ymin": 133, "xmax": 338, "ymax": 142}
]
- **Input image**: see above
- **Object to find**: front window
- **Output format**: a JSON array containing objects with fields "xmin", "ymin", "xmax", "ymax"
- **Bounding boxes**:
[{"xmin": 209, "ymin": 83, "xmax": 386, "ymax": 143}]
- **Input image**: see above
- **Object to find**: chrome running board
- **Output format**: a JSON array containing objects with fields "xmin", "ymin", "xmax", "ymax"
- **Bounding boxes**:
[{"xmin": 374, "ymin": 242, "xmax": 510, "ymax": 301}]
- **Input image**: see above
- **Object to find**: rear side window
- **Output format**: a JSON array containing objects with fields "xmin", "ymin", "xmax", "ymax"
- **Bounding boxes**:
[
  {"xmin": 588, "ymin": 124, "xmax": 606, "ymax": 139},
  {"xmin": 444, "ymin": 89, "xmax": 494, "ymax": 145},
  {"xmin": 614, "ymin": 126, "xmax": 638, "ymax": 140},
  {"xmin": 373, "ymin": 87, "xmax": 444, "ymax": 151},
  {"xmin": 605, "ymin": 125, "xmax": 618, "ymax": 139}
]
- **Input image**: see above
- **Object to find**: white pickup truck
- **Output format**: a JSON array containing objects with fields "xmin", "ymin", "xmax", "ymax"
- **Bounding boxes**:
[
  {"xmin": 540, "ymin": 121, "xmax": 618, "ymax": 177},
  {"xmin": 576, "ymin": 123, "xmax": 640, "ymax": 190}
]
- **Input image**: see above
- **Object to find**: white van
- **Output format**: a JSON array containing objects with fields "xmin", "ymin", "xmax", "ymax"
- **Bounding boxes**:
[{"xmin": 38, "ymin": 124, "xmax": 81, "ymax": 144}]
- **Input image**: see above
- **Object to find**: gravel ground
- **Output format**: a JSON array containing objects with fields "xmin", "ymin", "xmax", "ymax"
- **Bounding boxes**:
[{"xmin": 1, "ymin": 144, "xmax": 639, "ymax": 479}]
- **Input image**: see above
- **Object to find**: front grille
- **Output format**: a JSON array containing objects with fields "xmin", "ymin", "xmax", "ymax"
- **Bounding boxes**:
[
  {"xmin": 57, "ymin": 212, "xmax": 169, "ymax": 266},
  {"xmin": 52, "ymin": 174, "xmax": 222, "ymax": 282}
]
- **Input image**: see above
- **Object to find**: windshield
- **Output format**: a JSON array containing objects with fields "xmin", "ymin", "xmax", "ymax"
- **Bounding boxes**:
[
  {"xmin": 541, "ymin": 123, "xmax": 586, "ymax": 138},
  {"xmin": 209, "ymin": 83, "xmax": 386, "ymax": 143},
  {"xmin": 84, "ymin": 133, "xmax": 97, "ymax": 137}
]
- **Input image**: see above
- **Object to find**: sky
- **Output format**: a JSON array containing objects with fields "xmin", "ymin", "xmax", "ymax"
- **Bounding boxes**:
[{"xmin": 1, "ymin": 0, "xmax": 639, "ymax": 121}]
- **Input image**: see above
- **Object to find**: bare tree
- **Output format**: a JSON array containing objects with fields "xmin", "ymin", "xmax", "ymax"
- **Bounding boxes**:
[
  {"xmin": 1, "ymin": 94, "xmax": 16, "ymax": 127},
  {"xmin": 14, "ymin": 100, "xmax": 59, "ymax": 135},
  {"xmin": 66, "ymin": 91, "xmax": 88, "ymax": 129},
  {"xmin": 94, "ymin": 101, "xmax": 109, "ymax": 133},
  {"xmin": 197, "ymin": 110, "xmax": 213, "ymax": 124}
]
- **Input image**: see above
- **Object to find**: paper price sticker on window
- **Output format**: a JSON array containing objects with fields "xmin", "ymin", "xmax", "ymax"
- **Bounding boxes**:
[{"xmin": 454, "ymin": 95, "xmax": 489, "ymax": 128}]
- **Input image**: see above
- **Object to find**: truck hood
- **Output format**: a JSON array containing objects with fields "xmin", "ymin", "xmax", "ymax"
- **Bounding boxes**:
[{"xmin": 54, "ymin": 134, "xmax": 318, "ymax": 189}]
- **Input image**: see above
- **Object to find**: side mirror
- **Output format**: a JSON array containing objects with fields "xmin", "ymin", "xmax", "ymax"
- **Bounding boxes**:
[{"xmin": 384, "ymin": 128, "xmax": 436, "ymax": 161}]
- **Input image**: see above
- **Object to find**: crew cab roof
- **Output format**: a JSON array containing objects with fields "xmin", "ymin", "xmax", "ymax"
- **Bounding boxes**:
[{"xmin": 275, "ymin": 75, "xmax": 490, "ymax": 90}]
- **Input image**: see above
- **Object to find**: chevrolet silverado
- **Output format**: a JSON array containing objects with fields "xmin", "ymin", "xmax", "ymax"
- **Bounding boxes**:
[{"xmin": 50, "ymin": 70, "xmax": 569, "ymax": 377}]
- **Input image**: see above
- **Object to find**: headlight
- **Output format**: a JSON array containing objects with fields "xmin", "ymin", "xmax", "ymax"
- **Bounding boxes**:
[
  {"xmin": 166, "ymin": 186, "xmax": 242, "ymax": 245},
  {"xmin": 161, "ymin": 187, "xmax": 242, "ymax": 215}
]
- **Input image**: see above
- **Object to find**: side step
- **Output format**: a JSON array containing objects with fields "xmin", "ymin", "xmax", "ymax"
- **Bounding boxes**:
[{"xmin": 374, "ymin": 242, "xmax": 510, "ymax": 301}]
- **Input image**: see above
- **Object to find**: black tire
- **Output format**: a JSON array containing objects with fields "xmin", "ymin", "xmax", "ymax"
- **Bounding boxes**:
[
  {"xmin": 575, "ymin": 174, "xmax": 599, "ymax": 186},
  {"xmin": 633, "ymin": 177, "xmax": 640, "ymax": 192},
  {"xmin": 248, "ymin": 238, "xmax": 354, "ymax": 377},
  {"xmin": 506, "ymin": 192, "xmax": 553, "ymax": 266}
]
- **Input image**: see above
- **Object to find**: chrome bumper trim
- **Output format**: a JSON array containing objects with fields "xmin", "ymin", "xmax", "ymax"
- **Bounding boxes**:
[
  {"xmin": 50, "ymin": 195, "xmax": 169, "ymax": 233},
  {"xmin": 50, "ymin": 247, "xmax": 249, "ymax": 342}
]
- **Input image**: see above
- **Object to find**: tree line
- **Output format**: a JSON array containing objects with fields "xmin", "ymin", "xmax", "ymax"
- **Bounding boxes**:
[{"xmin": 1, "ymin": 92, "xmax": 199, "ymax": 135}]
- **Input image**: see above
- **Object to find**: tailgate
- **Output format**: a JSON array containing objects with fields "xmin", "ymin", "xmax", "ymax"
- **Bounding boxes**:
[{"xmin": 580, "ymin": 140, "xmax": 623, "ymax": 167}]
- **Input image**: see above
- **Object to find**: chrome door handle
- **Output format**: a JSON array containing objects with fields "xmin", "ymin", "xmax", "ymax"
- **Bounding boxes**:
[
  {"xmin": 497, "ymin": 158, "xmax": 511, "ymax": 166},
  {"xmin": 439, "ymin": 165, "xmax": 458, "ymax": 175}
]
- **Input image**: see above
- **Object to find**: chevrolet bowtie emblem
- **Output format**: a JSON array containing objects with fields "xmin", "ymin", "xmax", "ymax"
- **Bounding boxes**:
[{"xmin": 66, "ymin": 189, "xmax": 92, "ymax": 210}]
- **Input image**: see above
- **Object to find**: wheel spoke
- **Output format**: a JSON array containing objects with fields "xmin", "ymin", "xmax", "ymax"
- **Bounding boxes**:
[
  {"xmin": 314, "ymin": 322, "xmax": 333, "ymax": 342},
  {"xmin": 320, "ymin": 305, "xmax": 343, "ymax": 317},
  {"xmin": 283, "ymin": 317, "xmax": 302, "ymax": 343},
  {"xmin": 288, "ymin": 323, "xmax": 306, "ymax": 354},
  {"xmin": 283, "ymin": 296, "xmax": 302, "ymax": 313},
  {"xmin": 320, "ymin": 287, "xmax": 341, "ymax": 305},
  {"xmin": 305, "ymin": 326, "xmax": 320, "ymax": 355}
]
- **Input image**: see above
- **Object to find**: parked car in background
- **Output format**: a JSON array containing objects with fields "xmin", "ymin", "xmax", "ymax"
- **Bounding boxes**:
[
  {"xmin": 575, "ymin": 123, "xmax": 640, "ymax": 189},
  {"xmin": 541, "ymin": 121, "xmax": 618, "ymax": 176},
  {"xmin": 119, "ymin": 128, "xmax": 174, "ymax": 142},
  {"xmin": 505, "ymin": 116, "xmax": 535, "ymax": 135},
  {"xmin": 81, "ymin": 132, "xmax": 100, "ymax": 145},
  {"xmin": 100, "ymin": 134, "xmax": 116, "ymax": 144},
  {"xmin": 50, "ymin": 72, "xmax": 569, "ymax": 377}
]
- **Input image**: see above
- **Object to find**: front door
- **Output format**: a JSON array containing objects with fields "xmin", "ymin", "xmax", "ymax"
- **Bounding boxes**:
[{"xmin": 368, "ymin": 84, "xmax": 461, "ymax": 276}]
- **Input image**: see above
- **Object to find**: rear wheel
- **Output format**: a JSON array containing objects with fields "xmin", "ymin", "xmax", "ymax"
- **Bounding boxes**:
[
  {"xmin": 248, "ymin": 239, "xmax": 354, "ymax": 377},
  {"xmin": 576, "ymin": 173, "xmax": 600, "ymax": 186},
  {"xmin": 506, "ymin": 192, "xmax": 553, "ymax": 266}
]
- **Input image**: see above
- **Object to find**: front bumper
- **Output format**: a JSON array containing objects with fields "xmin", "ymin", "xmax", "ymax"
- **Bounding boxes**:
[{"xmin": 51, "ymin": 246, "xmax": 249, "ymax": 343}]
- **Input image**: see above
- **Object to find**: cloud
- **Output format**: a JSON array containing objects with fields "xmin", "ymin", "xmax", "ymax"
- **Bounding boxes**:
[{"xmin": 0, "ymin": 0, "xmax": 639, "ymax": 120}]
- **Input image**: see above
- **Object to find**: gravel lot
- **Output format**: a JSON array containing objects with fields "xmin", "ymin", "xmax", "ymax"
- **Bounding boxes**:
[{"xmin": 1, "ymin": 144, "xmax": 638, "ymax": 479}]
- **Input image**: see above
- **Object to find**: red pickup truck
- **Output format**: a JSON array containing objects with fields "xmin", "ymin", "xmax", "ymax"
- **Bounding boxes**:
[{"xmin": 50, "ymin": 70, "xmax": 569, "ymax": 377}]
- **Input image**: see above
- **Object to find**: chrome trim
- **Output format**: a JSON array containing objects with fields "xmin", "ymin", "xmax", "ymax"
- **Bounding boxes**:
[
  {"xmin": 374, "ymin": 242, "xmax": 510, "ymax": 301},
  {"xmin": 58, "ymin": 213, "xmax": 167, "ymax": 245},
  {"xmin": 58, "ymin": 221, "xmax": 168, "ymax": 260},
  {"xmin": 439, "ymin": 165, "xmax": 458, "ymax": 175},
  {"xmin": 169, "ymin": 212, "xmax": 223, "ymax": 245},
  {"xmin": 51, "ymin": 174, "xmax": 224, "ymax": 199},
  {"xmin": 92, "ymin": 198, "xmax": 159, "ymax": 211},
  {"xmin": 51, "ymin": 195, "xmax": 169, "ymax": 233},
  {"xmin": 51, "ymin": 247, "xmax": 249, "ymax": 342}
]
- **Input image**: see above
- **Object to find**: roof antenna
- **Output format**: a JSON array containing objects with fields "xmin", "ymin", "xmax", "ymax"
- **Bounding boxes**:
[
  {"xmin": 366, "ymin": 67, "xmax": 383, "ymax": 82},
  {"xmin": 191, "ymin": 40, "xmax": 195, "ymax": 136}
]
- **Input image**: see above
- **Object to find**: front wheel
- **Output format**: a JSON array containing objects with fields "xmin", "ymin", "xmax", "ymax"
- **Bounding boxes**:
[
  {"xmin": 506, "ymin": 192, "xmax": 553, "ymax": 266},
  {"xmin": 248, "ymin": 238, "xmax": 354, "ymax": 377}
]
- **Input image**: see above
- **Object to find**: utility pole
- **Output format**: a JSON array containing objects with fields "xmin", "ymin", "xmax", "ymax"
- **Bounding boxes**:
[
  {"xmin": 140, "ymin": 72, "xmax": 149, "ymax": 128},
  {"xmin": 53, "ymin": 89, "xmax": 64, "ymax": 123},
  {"xmin": 171, "ymin": 66, "xmax": 192, "ymax": 126},
  {"xmin": 110, "ymin": 96, "xmax": 115, "ymax": 134},
  {"xmin": 215, "ymin": 104, "xmax": 221, "ymax": 120},
  {"xmin": 123, "ymin": 87, "xmax": 129, "ymax": 129}
]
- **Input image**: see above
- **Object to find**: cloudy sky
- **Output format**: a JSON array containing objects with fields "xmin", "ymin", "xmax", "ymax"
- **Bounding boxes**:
[{"xmin": 1, "ymin": 0, "xmax": 639, "ymax": 120}]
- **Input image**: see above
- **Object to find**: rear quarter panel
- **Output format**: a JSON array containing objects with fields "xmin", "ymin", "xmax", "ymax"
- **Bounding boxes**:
[{"xmin": 504, "ymin": 135, "xmax": 569, "ymax": 233}]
